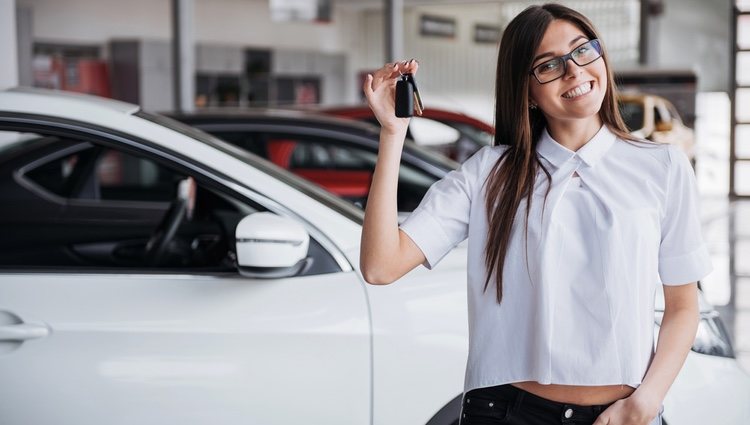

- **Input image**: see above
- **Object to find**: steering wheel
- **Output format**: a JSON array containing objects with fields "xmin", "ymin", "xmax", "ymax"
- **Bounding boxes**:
[{"xmin": 145, "ymin": 177, "xmax": 196, "ymax": 266}]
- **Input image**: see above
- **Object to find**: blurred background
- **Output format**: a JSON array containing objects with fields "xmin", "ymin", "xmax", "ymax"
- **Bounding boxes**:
[{"xmin": 0, "ymin": 0, "xmax": 748, "ymax": 372}]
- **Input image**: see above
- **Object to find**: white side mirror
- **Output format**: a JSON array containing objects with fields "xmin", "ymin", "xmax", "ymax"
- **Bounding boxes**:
[{"xmin": 235, "ymin": 212, "xmax": 311, "ymax": 278}]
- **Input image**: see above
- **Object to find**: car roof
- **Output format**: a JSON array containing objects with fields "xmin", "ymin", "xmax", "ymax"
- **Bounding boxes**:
[
  {"xmin": 168, "ymin": 108, "xmax": 383, "ymax": 137},
  {"xmin": 1, "ymin": 86, "xmax": 141, "ymax": 116},
  {"xmin": 170, "ymin": 108, "xmax": 461, "ymax": 172},
  {"xmin": 313, "ymin": 104, "xmax": 497, "ymax": 134}
]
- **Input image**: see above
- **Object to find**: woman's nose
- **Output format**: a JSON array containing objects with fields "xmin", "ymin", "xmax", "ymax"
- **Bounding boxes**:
[{"xmin": 563, "ymin": 57, "xmax": 583, "ymax": 78}]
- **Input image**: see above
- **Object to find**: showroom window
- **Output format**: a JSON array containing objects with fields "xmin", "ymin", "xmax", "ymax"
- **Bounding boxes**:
[{"xmin": 734, "ymin": 1, "xmax": 750, "ymax": 196}]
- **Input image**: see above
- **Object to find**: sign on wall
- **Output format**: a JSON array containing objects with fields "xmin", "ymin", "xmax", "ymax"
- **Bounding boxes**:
[
  {"xmin": 473, "ymin": 24, "xmax": 501, "ymax": 44},
  {"xmin": 270, "ymin": 0, "xmax": 331, "ymax": 23},
  {"xmin": 420, "ymin": 15, "xmax": 456, "ymax": 38}
]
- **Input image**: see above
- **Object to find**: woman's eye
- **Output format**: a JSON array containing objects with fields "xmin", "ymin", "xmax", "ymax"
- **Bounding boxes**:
[
  {"xmin": 538, "ymin": 62, "xmax": 559, "ymax": 74},
  {"xmin": 576, "ymin": 46, "xmax": 590, "ymax": 55}
]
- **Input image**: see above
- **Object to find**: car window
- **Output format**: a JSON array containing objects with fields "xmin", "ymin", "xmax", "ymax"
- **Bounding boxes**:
[
  {"xmin": 24, "ymin": 145, "xmax": 92, "ymax": 197},
  {"xmin": 97, "ymin": 149, "xmax": 183, "ymax": 202},
  {"xmin": 289, "ymin": 141, "xmax": 371, "ymax": 170},
  {"xmin": 142, "ymin": 112, "xmax": 364, "ymax": 226},
  {"xmin": 209, "ymin": 130, "xmax": 439, "ymax": 212},
  {"xmin": 24, "ymin": 144, "xmax": 184, "ymax": 202},
  {"xmin": 618, "ymin": 100, "xmax": 644, "ymax": 132},
  {"xmin": 0, "ymin": 131, "xmax": 41, "ymax": 152},
  {"xmin": 0, "ymin": 130, "xmax": 340, "ymax": 276}
]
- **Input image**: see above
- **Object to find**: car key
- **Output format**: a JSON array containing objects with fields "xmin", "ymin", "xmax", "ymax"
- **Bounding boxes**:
[{"xmin": 395, "ymin": 73, "xmax": 423, "ymax": 118}]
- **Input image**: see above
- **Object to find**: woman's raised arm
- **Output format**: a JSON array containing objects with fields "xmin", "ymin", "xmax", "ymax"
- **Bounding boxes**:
[{"xmin": 359, "ymin": 60, "xmax": 426, "ymax": 285}]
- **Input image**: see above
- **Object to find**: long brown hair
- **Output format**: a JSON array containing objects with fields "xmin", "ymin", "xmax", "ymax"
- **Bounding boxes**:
[{"xmin": 484, "ymin": 3, "xmax": 637, "ymax": 303}]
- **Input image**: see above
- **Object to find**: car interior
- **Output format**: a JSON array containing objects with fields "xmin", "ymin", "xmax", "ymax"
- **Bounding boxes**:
[{"xmin": 0, "ymin": 131, "xmax": 339, "ymax": 275}]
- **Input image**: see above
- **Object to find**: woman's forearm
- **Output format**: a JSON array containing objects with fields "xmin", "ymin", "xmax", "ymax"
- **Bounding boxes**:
[{"xmin": 633, "ymin": 303, "xmax": 700, "ymax": 411}]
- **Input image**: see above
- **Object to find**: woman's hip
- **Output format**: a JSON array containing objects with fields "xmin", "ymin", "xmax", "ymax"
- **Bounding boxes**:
[{"xmin": 459, "ymin": 383, "xmax": 664, "ymax": 425}]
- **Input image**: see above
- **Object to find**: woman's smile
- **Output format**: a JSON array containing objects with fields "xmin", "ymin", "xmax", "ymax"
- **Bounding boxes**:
[{"xmin": 562, "ymin": 81, "xmax": 594, "ymax": 99}]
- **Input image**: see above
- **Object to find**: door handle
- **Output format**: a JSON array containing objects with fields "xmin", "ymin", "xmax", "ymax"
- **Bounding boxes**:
[{"xmin": 0, "ymin": 323, "xmax": 49, "ymax": 341}]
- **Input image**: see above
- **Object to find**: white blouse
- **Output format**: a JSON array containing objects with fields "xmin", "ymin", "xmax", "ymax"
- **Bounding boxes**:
[{"xmin": 399, "ymin": 124, "xmax": 713, "ymax": 393}]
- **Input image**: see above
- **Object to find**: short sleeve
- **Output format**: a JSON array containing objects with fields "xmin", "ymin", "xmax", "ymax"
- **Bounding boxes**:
[
  {"xmin": 658, "ymin": 145, "xmax": 713, "ymax": 285},
  {"xmin": 399, "ymin": 146, "xmax": 492, "ymax": 269}
]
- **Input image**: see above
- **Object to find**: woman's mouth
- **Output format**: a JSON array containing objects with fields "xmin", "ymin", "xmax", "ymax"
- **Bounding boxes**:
[{"xmin": 562, "ymin": 81, "xmax": 593, "ymax": 99}]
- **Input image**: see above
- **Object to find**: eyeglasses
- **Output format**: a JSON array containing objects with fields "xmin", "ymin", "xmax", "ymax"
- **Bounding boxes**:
[{"xmin": 530, "ymin": 39, "xmax": 603, "ymax": 84}]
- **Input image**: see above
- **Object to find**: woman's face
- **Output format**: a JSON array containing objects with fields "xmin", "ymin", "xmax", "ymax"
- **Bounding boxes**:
[{"xmin": 528, "ymin": 19, "xmax": 607, "ymax": 126}]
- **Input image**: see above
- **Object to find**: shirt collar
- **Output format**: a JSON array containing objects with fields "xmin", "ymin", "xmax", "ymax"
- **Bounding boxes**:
[{"xmin": 536, "ymin": 124, "xmax": 617, "ymax": 168}]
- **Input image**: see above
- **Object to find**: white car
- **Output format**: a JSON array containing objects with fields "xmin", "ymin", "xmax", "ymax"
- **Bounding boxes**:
[{"xmin": 0, "ymin": 87, "xmax": 747, "ymax": 425}]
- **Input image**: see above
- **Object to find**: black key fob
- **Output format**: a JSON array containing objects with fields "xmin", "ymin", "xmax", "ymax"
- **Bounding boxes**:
[
  {"xmin": 395, "ymin": 75, "xmax": 413, "ymax": 118},
  {"xmin": 395, "ymin": 73, "xmax": 423, "ymax": 118}
]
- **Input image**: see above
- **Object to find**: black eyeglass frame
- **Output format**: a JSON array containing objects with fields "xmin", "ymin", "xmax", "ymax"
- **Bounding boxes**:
[{"xmin": 529, "ymin": 39, "xmax": 603, "ymax": 84}]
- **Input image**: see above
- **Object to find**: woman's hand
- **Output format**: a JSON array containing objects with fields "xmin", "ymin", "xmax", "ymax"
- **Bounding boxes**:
[
  {"xmin": 592, "ymin": 391, "xmax": 662, "ymax": 425},
  {"xmin": 362, "ymin": 59, "xmax": 419, "ymax": 137}
]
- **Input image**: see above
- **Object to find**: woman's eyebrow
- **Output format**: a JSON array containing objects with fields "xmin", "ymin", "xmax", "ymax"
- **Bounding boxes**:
[
  {"xmin": 568, "ymin": 35, "xmax": 588, "ymax": 46},
  {"xmin": 532, "ymin": 35, "xmax": 590, "ymax": 63}
]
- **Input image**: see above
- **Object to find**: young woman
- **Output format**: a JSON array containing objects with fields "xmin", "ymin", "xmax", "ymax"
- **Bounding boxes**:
[{"xmin": 360, "ymin": 4, "xmax": 712, "ymax": 425}]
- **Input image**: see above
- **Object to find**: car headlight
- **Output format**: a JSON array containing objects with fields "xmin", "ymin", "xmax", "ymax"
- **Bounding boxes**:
[{"xmin": 654, "ymin": 310, "xmax": 735, "ymax": 358}]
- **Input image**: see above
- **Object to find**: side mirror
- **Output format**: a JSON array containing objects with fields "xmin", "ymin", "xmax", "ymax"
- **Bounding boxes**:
[{"xmin": 235, "ymin": 212, "xmax": 311, "ymax": 279}]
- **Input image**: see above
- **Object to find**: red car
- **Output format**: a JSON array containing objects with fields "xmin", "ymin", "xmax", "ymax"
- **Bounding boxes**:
[{"xmin": 321, "ymin": 105, "xmax": 494, "ymax": 162}]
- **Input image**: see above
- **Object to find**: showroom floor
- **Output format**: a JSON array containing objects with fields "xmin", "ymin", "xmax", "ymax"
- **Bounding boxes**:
[{"xmin": 694, "ymin": 92, "xmax": 750, "ymax": 373}]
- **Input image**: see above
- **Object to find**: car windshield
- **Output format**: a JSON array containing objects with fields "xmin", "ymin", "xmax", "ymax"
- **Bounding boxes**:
[{"xmin": 135, "ymin": 111, "xmax": 365, "ymax": 225}]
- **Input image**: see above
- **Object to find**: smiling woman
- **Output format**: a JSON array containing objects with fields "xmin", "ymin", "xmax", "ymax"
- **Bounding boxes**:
[
  {"xmin": 360, "ymin": 3, "xmax": 712, "ymax": 425},
  {"xmin": 527, "ymin": 22, "xmax": 609, "ymax": 132}
]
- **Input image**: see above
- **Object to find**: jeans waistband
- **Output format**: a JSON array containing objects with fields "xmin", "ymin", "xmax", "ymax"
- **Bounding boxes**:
[{"xmin": 466, "ymin": 384, "xmax": 619, "ymax": 423}]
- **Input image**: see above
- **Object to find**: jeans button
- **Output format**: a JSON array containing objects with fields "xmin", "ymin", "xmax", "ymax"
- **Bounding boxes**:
[{"xmin": 564, "ymin": 408, "xmax": 574, "ymax": 419}]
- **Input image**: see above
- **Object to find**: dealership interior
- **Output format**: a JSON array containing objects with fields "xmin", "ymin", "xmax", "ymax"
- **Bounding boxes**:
[{"xmin": 1, "ymin": 0, "xmax": 750, "ymax": 422}]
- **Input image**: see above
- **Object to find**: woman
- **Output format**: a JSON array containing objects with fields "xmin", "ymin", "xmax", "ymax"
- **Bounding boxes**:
[{"xmin": 360, "ymin": 4, "xmax": 712, "ymax": 425}]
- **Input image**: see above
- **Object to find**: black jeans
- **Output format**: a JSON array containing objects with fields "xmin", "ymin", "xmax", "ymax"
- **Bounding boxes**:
[{"xmin": 459, "ymin": 383, "xmax": 664, "ymax": 425}]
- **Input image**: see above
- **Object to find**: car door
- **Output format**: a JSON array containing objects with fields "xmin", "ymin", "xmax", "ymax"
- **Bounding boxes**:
[{"xmin": 0, "ymin": 125, "xmax": 371, "ymax": 425}]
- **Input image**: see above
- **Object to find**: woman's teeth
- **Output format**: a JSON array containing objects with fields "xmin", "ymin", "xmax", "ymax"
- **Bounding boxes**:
[{"xmin": 562, "ymin": 82, "xmax": 592, "ymax": 99}]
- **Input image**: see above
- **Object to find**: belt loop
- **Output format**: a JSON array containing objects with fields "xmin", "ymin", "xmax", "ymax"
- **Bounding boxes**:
[{"xmin": 511, "ymin": 385, "xmax": 525, "ymax": 415}]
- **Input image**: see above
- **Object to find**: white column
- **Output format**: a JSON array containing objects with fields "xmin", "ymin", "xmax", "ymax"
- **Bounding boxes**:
[
  {"xmin": 0, "ymin": 0, "xmax": 19, "ymax": 90},
  {"xmin": 172, "ymin": 0, "xmax": 195, "ymax": 113},
  {"xmin": 16, "ymin": 4, "xmax": 32, "ymax": 87},
  {"xmin": 385, "ymin": 0, "xmax": 404, "ymax": 63}
]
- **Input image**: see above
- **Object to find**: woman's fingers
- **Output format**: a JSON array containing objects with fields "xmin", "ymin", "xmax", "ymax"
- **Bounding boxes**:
[
  {"xmin": 395, "ymin": 59, "xmax": 419, "ymax": 76},
  {"xmin": 372, "ymin": 63, "xmax": 399, "ymax": 88},
  {"xmin": 363, "ymin": 74, "xmax": 374, "ymax": 101},
  {"xmin": 370, "ymin": 59, "xmax": 419, "ymax": 92}
]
